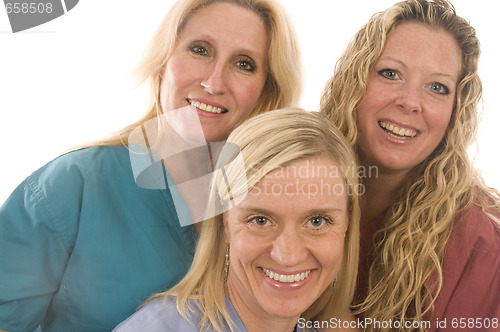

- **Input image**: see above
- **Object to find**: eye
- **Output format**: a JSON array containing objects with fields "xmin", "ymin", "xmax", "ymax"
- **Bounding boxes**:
[
  {"xmin": 248, "ymin": 216, "xmax": 271, "ymax": 227},
  {"xmin": 306, "ymin": 216, "xmax": 331, "ymax": 229},
  {"xmin": 236, "ymin": 59, "xmax": 256, "ymax": 72},
  {"xmin": 189, "ymin": 44, "xmax": 209, "ymax": 56},
  {"xmin": 429, "ymin": 82, "xmax": 450, "ymax": 95},
  {"xmin": 379, "ymin": 69, "xmax": 399, "ymax": 80}
]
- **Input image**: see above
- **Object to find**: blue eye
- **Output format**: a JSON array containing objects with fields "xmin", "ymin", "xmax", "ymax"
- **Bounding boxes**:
[
  {"xmin": 379, "ymin": 69, "xmax": 399, "ymax": 80},
  {"xmin": 307, "ymin": 216, "xmax": 329, "ymax": 228},
  {"xmin": 429, "ymin": 82, "xmax": 449, "ymax": 95}
]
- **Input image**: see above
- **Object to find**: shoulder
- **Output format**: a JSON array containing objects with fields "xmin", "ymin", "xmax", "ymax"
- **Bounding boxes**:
[
  {"xmin": 40, "ymin": 145, "xmax": 131, "ymax": 179},
  {"xmin": 30, "ymin": 145, "xmax": 131, "ymax": 207},
  {"xmin": 451, "ymin": 202, "xmax": 500, "ymax": 251},
  {"xmin": 17, "ymin": 145, "xmax": 131, "ymax": 197},
  {"xmin": 445, "ymin": 203, "xmax": 500, "ymax": 270},
  {"xmin": 113, "ymin": 297, "xmax": 200, "ymax": 332},
  {"xmin": 0, "ymin": 144, "xmax": 136, "ymax": 248},
  {"xmin": 25, "ymin": 145, "xmax": 133, "ymax": 205},
  {"xmin": 431, "ymin": 203, "xmax": 500, "ymax": 323}
]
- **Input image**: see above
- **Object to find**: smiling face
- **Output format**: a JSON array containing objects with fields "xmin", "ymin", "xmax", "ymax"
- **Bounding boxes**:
[
  {"xmin": 356, "ymin": 21, "xmax": 461, "ymax": 175},
  {"xmin": 159, "ymin": 2, "xmax": 269, "ymax": 142},
  {"xmin": 223, "ymin": 157, "xmax": 348, "ymax": 324}
]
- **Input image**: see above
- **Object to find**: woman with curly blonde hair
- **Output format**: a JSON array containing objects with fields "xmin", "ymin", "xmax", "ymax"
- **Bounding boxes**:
[{"xmin": 320, "ymin": 0, "xmax": 500, "ymax": 330}]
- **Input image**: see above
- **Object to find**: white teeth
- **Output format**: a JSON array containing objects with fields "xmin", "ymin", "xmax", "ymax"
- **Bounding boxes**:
[
  {"xmin": 262, "ymin": 268, "xmax": 311, "ymax": 283},
  {"xmin": 188, "ymin": 99, "xmax": 226, "ymax": 114},
  {"xmin": 379, "ymin": 121, "xmax": 417, "ymax": 138}
]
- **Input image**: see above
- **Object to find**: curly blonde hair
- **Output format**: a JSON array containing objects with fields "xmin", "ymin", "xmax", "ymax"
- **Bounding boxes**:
[{"xmin": 320, "ymin": 0, "xmax": 500, "ymax": 329}]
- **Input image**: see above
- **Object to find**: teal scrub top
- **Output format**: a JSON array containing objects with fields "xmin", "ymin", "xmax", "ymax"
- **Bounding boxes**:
[{"xmin": 0, "ymin": 146, "xmax": 198, "ymax": 332}]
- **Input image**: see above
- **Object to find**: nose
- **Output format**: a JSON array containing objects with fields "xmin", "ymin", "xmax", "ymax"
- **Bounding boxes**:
[
  {"xmin": 270, "ymin": 225, "xmax": 308, "ymax": 267},
  {"xmin": 201, "ymin": 61, "xmax": 228, "ymax": 95},
  {"xmin": 397, "ymin": 83, "xmax": 422, "ymax": 113}
]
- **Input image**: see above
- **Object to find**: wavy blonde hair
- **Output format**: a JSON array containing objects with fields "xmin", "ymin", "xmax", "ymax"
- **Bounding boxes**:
[
  {"xmin": 145, "ymin": 108, "xmax": 360, "ymax": 332},
  {"xmin": 320, "ymin": 0, "xmax": 500, "ymax": 330},
  {"xmin": 86, "ymin": 0, "xmax": 302, "ymax": 147}
]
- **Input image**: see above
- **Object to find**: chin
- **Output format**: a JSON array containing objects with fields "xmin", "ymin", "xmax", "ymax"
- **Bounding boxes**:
[{"xmin": 263, "ymin": 301, "xmax": 309, "ymax": 320}]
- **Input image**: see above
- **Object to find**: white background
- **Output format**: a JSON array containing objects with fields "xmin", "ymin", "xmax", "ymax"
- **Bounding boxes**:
[{"xmin": 0, "ymin": 0, "xmax": 498, "ymax": 204}]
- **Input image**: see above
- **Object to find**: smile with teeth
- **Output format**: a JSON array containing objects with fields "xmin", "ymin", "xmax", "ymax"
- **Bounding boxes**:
[
  {"xmin": 262, "ymin": 268, "xmax": 311, "ymax": 283},
  {"xmin": 379, "ymin": 121, "xmax": 418, "ymax": 138},
  {"xmin": 188, "ymin": 99, "xmax": 227, "ymax": 114}
]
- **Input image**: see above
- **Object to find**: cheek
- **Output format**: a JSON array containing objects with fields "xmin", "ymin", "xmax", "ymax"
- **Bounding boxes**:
[
  {"xmin": 357, "ymin": 87, "xmax": 380, "ymax": 129},
  {"xmin": 234, "ymin": 76, "xmax": 267, "ymax": 111},
  {"xmin": 159, "ymin": 78, "xmax": 171, "ymax": 111},
  {"xmin": 161, "ymin": 57, "xmax": 194, "ymax": 94},
  {"xmin": 230, "ymin": 234, "xmax": 267, "ymax": 269},
  {"xmin": 355, "ymin": 105, "xmax": 372, "ymax": 147},
  {"xmin": 427, "ymin": 105, "xmax": 453, "ymax": 137},
  {"xmin": 316, "ymin": 234, "xmax": 346, "ymax": 271},
  {"xmin": 359, "ymin": 83, "xmax": 386, "ymax": 118}
]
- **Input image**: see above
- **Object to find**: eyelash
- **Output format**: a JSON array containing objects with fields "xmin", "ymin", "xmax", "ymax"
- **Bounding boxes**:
[
  {"xmin": 378, "ymin": 69, "xmax": 450, "ymax": 95},
  {"xmin": 189, "ymin": 44, "xmax": 209, "ymax": 56},
  {"xmin": 429, "ymin": 82, "xmax": 449, "ymax": 95},
  {"xmin": 236, "ymin": 59, "xmax": 256, "ymax": 72},
  {"xmin": 379, "ymin": 68, "xmax": 398, "ymax": 80},
  {"xmin": 306, "ymin": 216, "xmax": 333, "ymax": 230},
  {"xmin": 246, "ymin": 216, "xmax": 273, "ymax": 232}
]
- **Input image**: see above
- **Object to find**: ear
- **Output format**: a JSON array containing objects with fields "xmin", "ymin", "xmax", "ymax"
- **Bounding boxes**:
[{"xmin": 222, "ymin": 213, "xmax": 231, "ymax": 243}]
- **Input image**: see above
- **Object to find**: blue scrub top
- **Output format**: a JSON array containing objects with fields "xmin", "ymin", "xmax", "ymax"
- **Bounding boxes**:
[
  {"xmin": 0, "ymin": 146, "xmax": 198, "ymax": 332},
  {"xmin": 113, "ymin": 295, "xmax": 316, "ymax": 332},
  {"xmin": 113, "ymin": 296, "xmax": 246, "ymax": 332}
]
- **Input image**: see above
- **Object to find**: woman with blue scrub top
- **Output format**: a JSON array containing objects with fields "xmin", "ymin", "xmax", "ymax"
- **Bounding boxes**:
[{"xmin": 0, "ymin": 0, "xmax": 303, "ymax": 331}]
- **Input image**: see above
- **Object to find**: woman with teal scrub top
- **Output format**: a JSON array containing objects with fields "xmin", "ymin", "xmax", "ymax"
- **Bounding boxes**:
[{"xmin": 0, "ymin": 0, "xmax": 303, "ymax": 330}]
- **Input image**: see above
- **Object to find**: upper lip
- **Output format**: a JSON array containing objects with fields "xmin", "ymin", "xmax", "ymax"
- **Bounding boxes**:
[
  {"xmin": 378, "ymin": 119, "xmax": 419, "ymax": 132},
  {"xmin": 261, "ymin": 267, "xmax": 312, "ymax": 283},
  {"xmin": 187, "ymin": 98, "xmax": 228, "ymax": 112},
  {"xmin": 261, "ymin": 267, "xmax": 312, "ymax": 275}
]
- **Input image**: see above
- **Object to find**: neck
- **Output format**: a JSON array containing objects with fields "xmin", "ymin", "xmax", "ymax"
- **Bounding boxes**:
[
  {"xmin": 162, "ymin": 141, "xmax": 215, "ymax": 226},
  {"xmin": 227, "ymin": 284, "xmax": 298, "ymax": 332},
  {"xmin": 359, "ymin": 162, "xmax": 409, "ymax": 228}
]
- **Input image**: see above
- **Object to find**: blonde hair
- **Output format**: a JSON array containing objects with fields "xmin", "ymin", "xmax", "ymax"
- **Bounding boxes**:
[
  {"xmin": 320, "ymin": 0, "xmax": 500, "ymax": 330},
  {"xmin": 146, "ymin": 108, "xmax": 360, "ymax": 332},
  {"xmin": 87, "ymin": 0, "xmax": 302, "ymax": 147}
]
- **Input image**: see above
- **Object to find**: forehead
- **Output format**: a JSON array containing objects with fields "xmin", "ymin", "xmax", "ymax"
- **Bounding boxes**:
[
  {"xmin": 382, "ymin": 21, "xmax": 461, "ymax": 78},
  {"xmin": 179, "ymin": 2, "xmax": 268, "ymax": 50},
  {"xmin": 240, "ymin": 157, "xmax": 349, "ymax": 211}
]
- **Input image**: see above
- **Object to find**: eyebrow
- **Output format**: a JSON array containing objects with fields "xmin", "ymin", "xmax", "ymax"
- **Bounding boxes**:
[{"xmin": 378, "ymin": 56, "xmax": 457, "ymax": 80}]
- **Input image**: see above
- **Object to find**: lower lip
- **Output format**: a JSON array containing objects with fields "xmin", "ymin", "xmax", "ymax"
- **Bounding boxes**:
[
  {"xmin": 261, "ymin": 268, "xmax": 313, "ymax": 291},
  {"xmin": 378, "ymin": 123, "xmax": 418, "ymax": 144}
]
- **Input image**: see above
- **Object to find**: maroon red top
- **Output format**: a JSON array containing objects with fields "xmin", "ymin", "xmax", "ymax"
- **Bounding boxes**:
[{"xmin": 355, "ymin": 203, "xmax": 500, "ymax": 331}]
